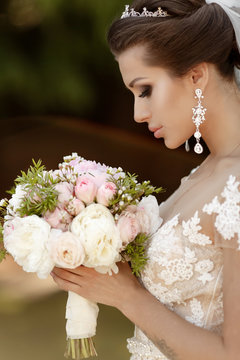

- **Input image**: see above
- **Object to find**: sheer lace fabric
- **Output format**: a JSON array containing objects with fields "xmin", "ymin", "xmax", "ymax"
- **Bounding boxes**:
[{"xmin": 127, "ymin": 160, "xmax": 240, "ymax": 360}]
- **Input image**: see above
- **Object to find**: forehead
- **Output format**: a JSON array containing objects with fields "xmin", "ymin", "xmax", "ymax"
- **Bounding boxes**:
[
  {"xmin": 118, "ymin": 45, "xmax": 148, "ymax": 76},
  {"xmin": 117, "ymin": 44, "xmax": 166, "ymax": 86}
]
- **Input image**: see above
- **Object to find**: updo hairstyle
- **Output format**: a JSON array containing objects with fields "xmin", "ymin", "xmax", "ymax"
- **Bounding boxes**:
[{"xmin": 107, "ymin": 0, "xmax": 240, "ymax": 81}]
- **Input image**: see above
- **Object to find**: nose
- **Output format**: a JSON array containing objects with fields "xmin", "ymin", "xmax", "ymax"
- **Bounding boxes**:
[{"xmin": 134, "ymin": 99, "xmax": 151, "ymax": 124}]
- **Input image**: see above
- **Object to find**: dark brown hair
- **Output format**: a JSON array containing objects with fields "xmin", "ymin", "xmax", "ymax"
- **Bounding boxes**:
[{"xmin": 107, "ymin": 0, "xmax": 240, "ymax": 80}]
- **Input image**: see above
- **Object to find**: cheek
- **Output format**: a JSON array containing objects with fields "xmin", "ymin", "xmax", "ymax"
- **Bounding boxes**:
[{"xmin": 157, "ymin": 82, "xmax": 193, "ymax": 127}]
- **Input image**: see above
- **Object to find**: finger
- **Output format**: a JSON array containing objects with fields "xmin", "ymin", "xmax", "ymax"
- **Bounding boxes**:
[
  {"xmin": 51, "ymin": 272, "xmax": 80, "ymax": 293},
  {"xmin": 52, "ymin": 267, "xmax": 82, "ymax": 284},
  {"xmin": 67, "ymin": 266, "xmax": 98, "ymax": 277}
]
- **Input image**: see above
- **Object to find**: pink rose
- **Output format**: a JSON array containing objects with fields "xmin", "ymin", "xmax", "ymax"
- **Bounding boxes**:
[
  {"xmin": 49, "ymin": 230, "xmax": 85, "ymax": 269},
  {"xmin": 117, "ymin": 209, "xmax": 141, "ymax": 247},
  {"xmin": 55, "ymin": 182, "xmax": 73, "ymax": 205},
  {"xmin": 44, "ymin": 207, "xmax": 72, "ymax": 231},
  {"xmin": 66, "ymin": 197, "xmax": 85, "ymax": 216},
  {"xmin": 75, "ymin": 176, "xmax": 98, "ymax": 204},
  {"xmin": 96, "ymin": 182, "xmax": 117, "ymax": 206}
]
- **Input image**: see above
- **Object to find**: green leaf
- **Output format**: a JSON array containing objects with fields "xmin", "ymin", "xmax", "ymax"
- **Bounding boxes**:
[
  {"xmin": 0, "ymin": 249, "xmax": 7, "ymax": 263},
  {"xmin": 14, "ymin": 159, "xmax": 59, "ymax": 216},
  {"xmin": 107, "ymin": 170, "xmax": 164, "ymax": 215},
  {"xmin": 0, "ymin": 224, "xmax": 3, "ymax": 243},
  {"xmin": 123, "ymin": 233, "xmax": 149, "ymax": 277}
]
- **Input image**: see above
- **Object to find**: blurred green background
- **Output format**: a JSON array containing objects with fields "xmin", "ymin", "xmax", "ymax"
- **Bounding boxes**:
[
  {"xmin": 0, "ymin": 0, "xmax": 126, "ymax": 121},
  {"xmin": 0, "ymin": 1, "xmax": 204, "ymax": 359}
]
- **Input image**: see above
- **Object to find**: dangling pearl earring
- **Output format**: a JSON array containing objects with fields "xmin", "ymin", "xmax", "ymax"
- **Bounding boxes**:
[
  {"xmin": 185, "ymin": 139, "xmax": 190, "ymax": 152},
  {"xmin": 192, "ymin": 89, "xmax": 207, "ymax": 154}
]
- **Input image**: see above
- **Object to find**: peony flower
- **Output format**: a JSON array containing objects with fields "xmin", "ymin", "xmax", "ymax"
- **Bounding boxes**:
[
  {"xmin": 117, "ymin": 206, "xmax": 141, "ymax": 247},
  {"xmin": 8, "ymin": 184, "xmax": 26, "ymax": 214},
  {"xmin": 3, "ymin": 221, "xmax": 14, "ymax": 237},
  {"xmin": 3, "ymin": 215, "xmax": 54, "ymax": 278},
  {"xmin": 71, "ymin": 203, "xmax": 121, "ymax": 273},
  {"xmin": 55, "ymin": 182, "xmax": 74, "ymax": 205},
  {"xmin": 96, "ymin": 182, "xmax": 117, "ymax": 206},
  {"xmin": 70, "ymin": 160, "xmax": 107, "ymax": 175},
  {"xmin": 90, "ymin": 171, "xmax": 108, "ymax": 188},
  {"xmin": 136, "ymin": 207, "xmax": 151, "ymax": 234},
  {"xmin": 48, "ymin": 230, "xmax": 85, "ymax": 269},
  {"xmin": 44, "ymin": 207, "xmax": 72, "ymax": 231},
  {"xmin": 66, "ymin": 197, "xmax": 85, "ymax": 216},
  {"xmin": 137, "ymin": 195, "xmax": 163, "ymax": 235},
  {"xmin": 75, "ymin": 176, "xmax": 98, "ymax": 205}
]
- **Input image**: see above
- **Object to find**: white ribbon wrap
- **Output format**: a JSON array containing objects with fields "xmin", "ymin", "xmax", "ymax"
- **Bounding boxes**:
[{"xmin": 66, "ymin": 291, "xmax": 99, "ymax": 339}]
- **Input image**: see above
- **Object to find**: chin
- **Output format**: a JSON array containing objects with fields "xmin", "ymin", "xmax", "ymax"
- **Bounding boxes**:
[
  {"xmin": 163, "ymin": 139, "xmax": 180, "ymax": 150},
  {"xmin": 164, "ymin": 135, "xmax": 188, "ymax": 150}
]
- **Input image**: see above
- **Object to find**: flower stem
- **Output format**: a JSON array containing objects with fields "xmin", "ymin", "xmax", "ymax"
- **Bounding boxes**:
[{"xmin": 65, "ymin": 338, "xmax": 97, "ymax": 359}]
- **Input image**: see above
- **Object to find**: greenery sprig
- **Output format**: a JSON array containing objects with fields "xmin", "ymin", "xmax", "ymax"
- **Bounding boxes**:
[
  {"xmin": 108, "ymin": 171, "xmax": 164, "ymax": 215},
  {"xmin": 0, "ymin": 224, "xmax": 7, "ymax": 263},
  {"xmin": 14, "ymin": 159, "xmax": 59, "ymax": 216},
  {"xmin": 123, "ymin": 233, "xmax": 149, "ymax": 277}
]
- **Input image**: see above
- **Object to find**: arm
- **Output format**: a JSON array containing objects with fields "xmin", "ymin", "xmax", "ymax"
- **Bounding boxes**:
[{"xmin": 51, "ymin": 249, "xmax": 240, "ymax": 360}]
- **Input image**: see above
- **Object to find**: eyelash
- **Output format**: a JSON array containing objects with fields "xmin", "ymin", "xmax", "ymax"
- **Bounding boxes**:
[{"xmin": 139, "ymin": 86, "xmax": 151, "ymax": 98}]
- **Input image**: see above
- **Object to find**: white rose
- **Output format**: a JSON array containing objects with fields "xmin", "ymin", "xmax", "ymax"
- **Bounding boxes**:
[
  {"xmin": 71, "ymin": 204, "xmax": 121, "ymax": 273},
  {"xmin": 48, "ymin": 229, "xmax": 85, "ymax": 269},
  {"xmin": 3, "ymin": 215, "xmax": 54, "ymax": 279},
  {"xmin": 138, "ymin": 195, "xmax": 163, "ymax": 235}
]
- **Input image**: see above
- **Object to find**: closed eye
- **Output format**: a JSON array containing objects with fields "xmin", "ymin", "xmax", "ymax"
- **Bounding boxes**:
[{"xmin": 139, "ymin": 86, "xmax": 152, "ymax": 98}]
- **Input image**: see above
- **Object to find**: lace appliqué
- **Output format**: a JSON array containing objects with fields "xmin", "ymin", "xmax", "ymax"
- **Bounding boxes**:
[
  {"xmin": 186, "ymin": 298, "xmax": 204, "ymax": 327},
  {"xmin": 142, "ymin": 267, "xmax": 183, "ymax": 305},
  {"xmin": 203, "ymin": 175, "xmax": 240, "ymax": 243},
  {"xmin": 182, "ymin": 211, "xmax": 212, "ymax": 246},
  {"xmin": 127, "ymin": 337, "xmax": 167, "ymax": 360},
  {"xmin": 160, "ymin": 247, "xmax": 197, "ymax": 285},
  {"xmin": 214, "ymin": 293, "xmax": 224, "ymax": 324},
  {"xmin": 195, "ymin": 259, "xmax": 214, "ymax": 285}
]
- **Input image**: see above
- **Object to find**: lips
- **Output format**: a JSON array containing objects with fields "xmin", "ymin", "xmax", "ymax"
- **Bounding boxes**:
[{"xmin": 149, "ymin": 126, "xmax": 163, "ymax": 139}]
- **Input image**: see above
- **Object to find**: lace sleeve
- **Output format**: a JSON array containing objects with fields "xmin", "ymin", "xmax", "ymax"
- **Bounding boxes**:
[{"xmin": 203, "ymin": 175, "xmax": 240, "ymax": 250}]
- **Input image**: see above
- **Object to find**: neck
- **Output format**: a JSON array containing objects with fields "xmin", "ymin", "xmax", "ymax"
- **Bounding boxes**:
[{"xmin": 201, "ymin": 79, "xmax": 240, "ymax": 157}]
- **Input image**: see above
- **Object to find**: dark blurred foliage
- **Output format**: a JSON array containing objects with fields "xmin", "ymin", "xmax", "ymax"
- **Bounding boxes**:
[{"xmin": 0, "ymin": 0, "xmax": 132, "ymax": 126}]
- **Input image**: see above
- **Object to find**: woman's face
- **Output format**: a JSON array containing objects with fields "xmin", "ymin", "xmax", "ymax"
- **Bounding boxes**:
[{"xmin": 118, "ymin": 45, "xmax": 197, "ymax": 149}]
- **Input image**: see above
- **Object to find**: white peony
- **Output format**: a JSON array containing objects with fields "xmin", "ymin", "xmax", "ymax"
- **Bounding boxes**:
[
  {"xmin": 8, "ymin": 184, "xmax": 26, "ymax": 214},
  {"xmin": 138, "ymin": 195, "xmax": 163, "ymax": 235},
  {"xmin": 71, "ymin": 203, "xmax": 121, "ymax": 273},
  {"xmin": 3, "ymin": 215, "xmax": 54, "ymax": 279}
]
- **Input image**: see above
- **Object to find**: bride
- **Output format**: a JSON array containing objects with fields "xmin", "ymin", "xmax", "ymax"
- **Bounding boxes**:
[{"xmin": 52, "ymin": 1, "xmax": 240, "ymax": 359}]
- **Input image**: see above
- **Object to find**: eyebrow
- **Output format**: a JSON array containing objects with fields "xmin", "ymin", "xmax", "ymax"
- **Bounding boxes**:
[{"xmin": 128, "ymin": 77, "xmax": 148, "ymax": 88}]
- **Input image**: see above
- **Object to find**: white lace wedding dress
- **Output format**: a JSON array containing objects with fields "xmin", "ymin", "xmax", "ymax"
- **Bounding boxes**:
[{"xmin": 127, "ymin": 157, "xmax": 240, "ymax": 360}]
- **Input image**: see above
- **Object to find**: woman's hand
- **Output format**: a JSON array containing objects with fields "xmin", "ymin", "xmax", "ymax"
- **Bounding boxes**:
[{"xmin": 51, "ymin": 261, "xmax": 143, "ymax": 310}]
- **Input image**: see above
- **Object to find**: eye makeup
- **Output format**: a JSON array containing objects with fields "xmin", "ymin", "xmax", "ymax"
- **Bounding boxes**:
[{"xmin": 139, "ymin": 86, "xmax": 152, "ymax": 98}]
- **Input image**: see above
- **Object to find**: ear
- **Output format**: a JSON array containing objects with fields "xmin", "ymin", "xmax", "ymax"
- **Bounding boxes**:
[{"xmin": 187, "ymin": 62, "xmax": 209, "ymax": 92}]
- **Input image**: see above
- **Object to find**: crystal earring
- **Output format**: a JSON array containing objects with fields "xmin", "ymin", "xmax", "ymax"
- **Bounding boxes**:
[{"xmin": 192, "ymin": 89, "xmax": 207, "ymax": 154}]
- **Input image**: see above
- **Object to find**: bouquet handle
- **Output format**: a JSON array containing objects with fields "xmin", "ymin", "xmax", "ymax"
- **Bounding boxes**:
[{"xmin": 65, "ymin": 291, "xmax": 99, "ymax": 359}]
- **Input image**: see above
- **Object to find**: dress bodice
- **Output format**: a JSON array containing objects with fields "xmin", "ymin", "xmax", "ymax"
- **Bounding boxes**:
[{"xmin": 127, "ymin": 173, "xmax": 240, "ymax": 360}]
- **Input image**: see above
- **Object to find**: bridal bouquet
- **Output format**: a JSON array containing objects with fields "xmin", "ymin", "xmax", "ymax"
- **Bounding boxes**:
[{"xmin": 0, "ymin": 153, "xmax": 163, "ymax": 359}]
